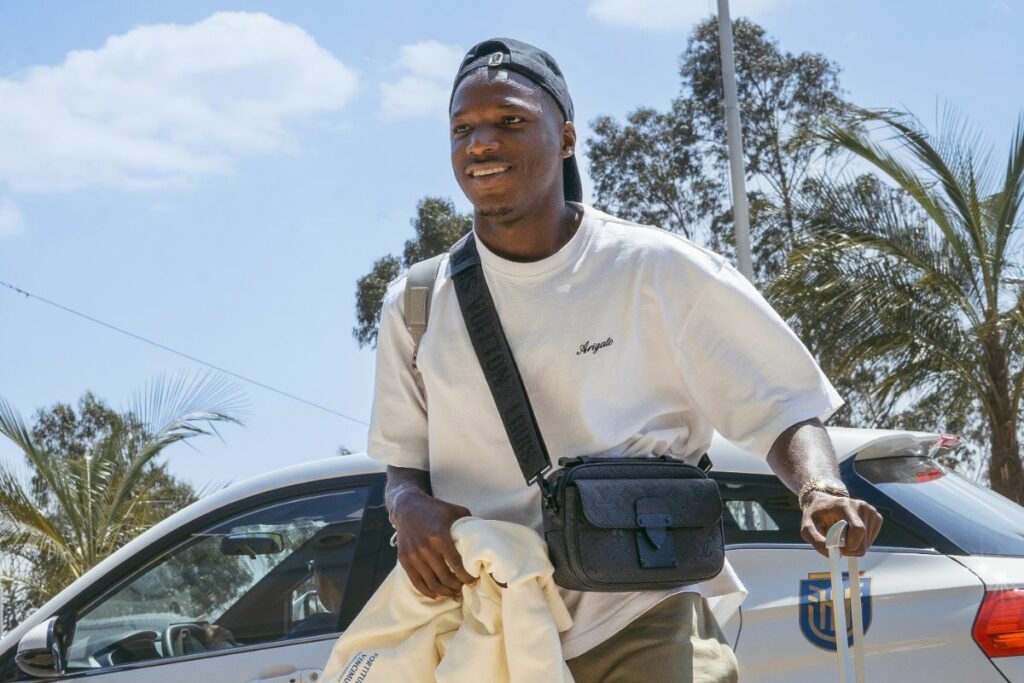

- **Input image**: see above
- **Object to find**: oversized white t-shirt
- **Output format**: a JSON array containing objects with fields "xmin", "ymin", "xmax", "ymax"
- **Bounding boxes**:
[{"xmin": 367, "ymin": 204, "xmax": 843, "ymax": 659}]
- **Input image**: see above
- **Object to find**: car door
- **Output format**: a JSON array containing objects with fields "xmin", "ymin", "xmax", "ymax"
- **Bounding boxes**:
[
  {"xmin": 715, "ymin": 473, "xmax": 1000, "ymax": 682},
  {"xmin": 19, "ymin": 476, "xmax": 391, "ymax": 683}
]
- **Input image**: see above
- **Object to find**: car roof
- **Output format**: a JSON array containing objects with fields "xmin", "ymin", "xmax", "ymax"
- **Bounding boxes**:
[{"xmin": 0, "ymin": 425, "xmax": 941, "ymax": 654}]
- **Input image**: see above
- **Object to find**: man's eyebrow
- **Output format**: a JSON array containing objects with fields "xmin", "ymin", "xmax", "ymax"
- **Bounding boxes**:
[{"xmin": 450, "ymin": 99, "xmax": 540, "ymax": 119}]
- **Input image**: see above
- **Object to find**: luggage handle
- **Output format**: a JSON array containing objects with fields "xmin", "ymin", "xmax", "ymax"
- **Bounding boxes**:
[{"xmin": 825, "ymin": 520, "xmax": 866, "ymax": 683}]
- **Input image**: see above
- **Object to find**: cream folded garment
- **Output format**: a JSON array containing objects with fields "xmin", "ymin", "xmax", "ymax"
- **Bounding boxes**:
[{"xmin": 321, "ymin": 517, "xmax": 575, "ymax": 683}]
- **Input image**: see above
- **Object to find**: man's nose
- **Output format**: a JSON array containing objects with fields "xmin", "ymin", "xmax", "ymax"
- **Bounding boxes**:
[{"xmin": 467, "ymin": 128, "xmax": 499, "ymax": 156}]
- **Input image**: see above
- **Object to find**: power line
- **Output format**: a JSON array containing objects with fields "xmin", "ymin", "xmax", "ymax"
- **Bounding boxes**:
[{"xmin": 0, "ymin": 279, "xmax": 369, "ymax": 427}]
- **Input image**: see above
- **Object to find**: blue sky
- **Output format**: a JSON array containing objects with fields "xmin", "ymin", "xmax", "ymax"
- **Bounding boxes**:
[{"xmin": 0, "ymin": 0, "xmax": 1021, "ymax": 490}]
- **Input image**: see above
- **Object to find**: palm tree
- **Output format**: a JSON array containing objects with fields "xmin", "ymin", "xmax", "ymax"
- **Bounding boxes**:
[
  {"xmin": 0, "ymin": 371, "xmax": 244, "ymax": 605},
  {"xmin": 773, "ymin": 107, "xmax": 1024, "ymax": 502}
]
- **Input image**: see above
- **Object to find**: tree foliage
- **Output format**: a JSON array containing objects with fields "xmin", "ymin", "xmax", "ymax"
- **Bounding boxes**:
[
  {"xmin": 0, "ymin": 373, "xmax": 244, "ymax": 625},
  {"xmin": 588, "ymin": 101, "xmax": 718, "ymax": 239},
  {"xmin": 353, "ymin": 197, "xmax": 472, "ymax": 347},
  {"xmin": 586, "ymin": 17, "xmax": 846, "ymax": 281},
  {"xmin": 772, "ymin": 108, "xmax": 1024, "ymax": 499}
]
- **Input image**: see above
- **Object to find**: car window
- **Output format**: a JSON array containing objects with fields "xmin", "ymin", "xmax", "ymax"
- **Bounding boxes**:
[
  {"xmin": 65, "ymin": 486, "xmax": 369, "ymax": 673},
  {"xmin": 714, "ymin": 474, "xmax": 930, "ymax": 549},
  {"xmin": 725, "ymin": 500, "xmax": 780, "ymax": 532},
  {"xmin": 857, "ymin": 456, "xmax": 1024, "ymax": 556}
]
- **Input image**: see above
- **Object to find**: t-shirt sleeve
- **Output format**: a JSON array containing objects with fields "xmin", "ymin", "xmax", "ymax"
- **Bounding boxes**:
[
  {"xmin": 366, "ymin": 276, "xmax": 430, "ymax": 470},
  {"xmin": 676, "ymin": 258, "xmax": 844, "ymax": 458}
]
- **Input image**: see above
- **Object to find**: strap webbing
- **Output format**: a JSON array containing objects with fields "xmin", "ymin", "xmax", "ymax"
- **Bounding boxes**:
[
  {"xmin": 404, "ymin": 254, "xmax": 445, "ymax": 393},
  {"xmin": 449, "ymin": 233, "xmax": 552, "ymax": 484}
]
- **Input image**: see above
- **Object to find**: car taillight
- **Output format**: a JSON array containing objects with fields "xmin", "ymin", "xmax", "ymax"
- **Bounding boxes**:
[
  {"xmin": 914, "ymin": 468, "xmax": 944, "ymax": 483},
  {"xmin": 973, "ymin": 589, "xmax": 1024, "ymax": 657}
]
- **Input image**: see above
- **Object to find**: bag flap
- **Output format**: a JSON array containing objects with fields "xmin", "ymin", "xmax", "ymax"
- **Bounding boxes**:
[{"xmin": 574, "ymin": 478, "xmax": 722, "ymax": 530}]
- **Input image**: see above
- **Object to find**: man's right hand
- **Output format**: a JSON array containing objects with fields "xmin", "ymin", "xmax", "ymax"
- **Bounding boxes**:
[{"xmin": 390, "ymin": 488, "xmax": 476, "ymax": 599}]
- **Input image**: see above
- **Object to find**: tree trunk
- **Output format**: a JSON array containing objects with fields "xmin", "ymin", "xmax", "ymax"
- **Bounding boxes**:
[
  {"xmin": 989, "ymin": 415, "xmax": 1024, "ymax": 503},
  {"xmin": 985, "ymin": 338, "xmax": 1024, "ymax": 503}
]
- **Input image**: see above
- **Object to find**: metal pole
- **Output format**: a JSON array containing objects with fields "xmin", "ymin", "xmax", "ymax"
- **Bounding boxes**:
[{"xmin": 716, "ymin": 0, "xmax": 754, "ymax": 281}]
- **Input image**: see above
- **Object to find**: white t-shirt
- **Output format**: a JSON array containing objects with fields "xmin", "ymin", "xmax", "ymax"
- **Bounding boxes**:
[{"xmin": 367, "ymin": 203, "xmax": 843, "ymax": 659}]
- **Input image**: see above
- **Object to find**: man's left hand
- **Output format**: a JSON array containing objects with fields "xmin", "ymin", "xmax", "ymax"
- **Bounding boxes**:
[{"xmin": 799, "ymin": 492, "xmax": 883, "ymax": 557}]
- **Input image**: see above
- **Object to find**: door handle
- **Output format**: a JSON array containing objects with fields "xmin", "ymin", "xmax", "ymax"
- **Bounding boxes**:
[{"xmin": 248, "ymin": 667, "xmax": 323, "ymax": 683}]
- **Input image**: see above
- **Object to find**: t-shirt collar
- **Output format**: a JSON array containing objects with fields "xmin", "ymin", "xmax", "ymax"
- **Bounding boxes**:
[{"xmin": 473, "ymin": 202, "xmax": 593, "ymax": 279}]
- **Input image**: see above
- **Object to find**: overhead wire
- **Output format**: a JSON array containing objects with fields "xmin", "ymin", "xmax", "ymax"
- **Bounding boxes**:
[{"xmin": 0, "ymin": 278, "xmax": 369, "ymax": 427}]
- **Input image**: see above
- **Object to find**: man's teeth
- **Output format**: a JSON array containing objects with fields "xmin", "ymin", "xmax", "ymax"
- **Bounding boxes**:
[{"xmin": 471, "ymin": 167, "xmax": 509, "ymax": 177}]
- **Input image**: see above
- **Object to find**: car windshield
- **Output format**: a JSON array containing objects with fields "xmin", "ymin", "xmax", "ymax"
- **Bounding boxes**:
[{"xmin": 856, "ymin": 456, "xmax": 1024, "ymax": 557}]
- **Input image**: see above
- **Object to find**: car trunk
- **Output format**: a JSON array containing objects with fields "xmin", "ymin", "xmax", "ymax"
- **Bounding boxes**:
[{"xmin": 855, "ymin": 453, "xmax": 1024, "ymax": 682}]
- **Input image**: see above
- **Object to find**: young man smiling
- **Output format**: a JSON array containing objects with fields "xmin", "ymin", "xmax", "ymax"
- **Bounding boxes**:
[{"xmin": 369, "ymin": 38, "xmax": 883, "ymax": 681}]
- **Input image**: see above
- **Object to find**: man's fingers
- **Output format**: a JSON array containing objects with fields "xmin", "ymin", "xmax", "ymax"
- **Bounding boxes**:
[
  {"xmin": 400, "ymin": 549, "xmax": 451, "ymax": 599},
  {"xmin": 399, "ymin": 554, "xmax": 435, "ymax": 598},
  {"xmin": 801, "ymin": 521, "xmax": 827, "ymax": 556},
  {"xmin": 865, "ymin": 504, "xmax": 883, "ymax": 547},
  {"xmin": 411, "ymin": 553, "xmax": 450, "ymax": 598},
  {"xmin": 843, "ymin": 517, "xmax": 868, "ymax": 556},
  {"xmin": 421, "ymin": 546, "xmax": 463, "ymax": 594},
  {"xmin": 440, "ymin": 535, "xmax": 476, "ymax": 585}
]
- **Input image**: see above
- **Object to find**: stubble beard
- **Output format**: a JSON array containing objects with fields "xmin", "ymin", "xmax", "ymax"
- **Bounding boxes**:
[{"xmin": 477, "ymin": 205, "xmax": 515, "ymax": 219}]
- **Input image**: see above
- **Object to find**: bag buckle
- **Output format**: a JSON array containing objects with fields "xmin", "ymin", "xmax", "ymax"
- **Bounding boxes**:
[
  {"xmin": 533, "ymin": 469, "xmax": 558, "ymax": 512},
  {"xmin": 635, "ymin": 498, "xmax": 677, "ymax": 568},
  {"xmin": 636, "ymin": 512, "xmax": 673, "ymax": 548}
]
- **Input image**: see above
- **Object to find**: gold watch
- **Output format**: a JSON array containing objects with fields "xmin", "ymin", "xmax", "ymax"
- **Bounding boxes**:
[{"xmin": 798, "ymin": 478, "xmax": 850, "ymax": 508}]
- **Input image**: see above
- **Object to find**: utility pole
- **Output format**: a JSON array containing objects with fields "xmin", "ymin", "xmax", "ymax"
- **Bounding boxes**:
[{"xmin": 716, "ymin": 0, "xmax": 754, "ymax": 281}]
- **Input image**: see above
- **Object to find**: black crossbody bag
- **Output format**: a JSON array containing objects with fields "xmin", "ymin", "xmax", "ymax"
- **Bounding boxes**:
[{"xmin": 448, "ymin": 233, "xmax": 725, "ymax": 592}]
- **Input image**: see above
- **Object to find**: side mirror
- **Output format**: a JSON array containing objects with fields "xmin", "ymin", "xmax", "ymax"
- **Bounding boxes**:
[
  {"xmin": 220, "ymin": 532, "xmax": 284, "ymax": 558},
  {"xmin": 16, "ymin": 616, "xmax": 66, "ymax": 678}
]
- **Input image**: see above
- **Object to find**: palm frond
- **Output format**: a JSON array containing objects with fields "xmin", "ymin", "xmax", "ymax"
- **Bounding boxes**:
[
  {"xmin": 799, "ymin": 175, "xmax": 984, "ymax": 324},
  {"xmin": 106, "ymin": 371, "xmax": 244, "ymax": 534},
  {"xmin": 816, "ymin": 111, "xmax": 977, "ymax": 279},
  {"xmin": 126, "ymin": 369, "xmax": 246, "ymax": 439},
  {"xmin": 0, "ymin": 371, "xmax": 244, "ymax": 602},
  {"xmin": 990, "ymin": 114, "xmax": 1024, "ymax": 277},
  {"xmin": 0, "ymin": 465, "xmax": 79, "ymax": 571}
]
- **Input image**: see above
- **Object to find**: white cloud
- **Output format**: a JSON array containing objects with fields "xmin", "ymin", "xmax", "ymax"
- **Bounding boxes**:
[
  {"xmin": 0, "ymin": 12, "xmax": 359, "ymax": 192},
  {"xmin": 380, "ymin": 41, "xmax": 463, "ymax": 120},
  {"xmin": 395, "ymin": 41, "xmax": 464, "ymax": 82},
  {"xmin": 586, "ymin": 0, "xmax": 790, "ymax": 30},
  {"xmin": 0, "ymin": 198, "xmax": 24, "ymax": 236}
]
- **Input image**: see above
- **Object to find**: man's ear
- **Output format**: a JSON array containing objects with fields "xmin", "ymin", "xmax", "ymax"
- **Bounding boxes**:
[{"xmin": 561, "ymin": 121, "xmax": 577, "ymax": 159}]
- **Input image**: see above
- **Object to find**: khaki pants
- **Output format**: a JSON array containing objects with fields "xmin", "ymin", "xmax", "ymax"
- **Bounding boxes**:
[{"xmin": 565, "ymin": 593, "xmax": 740, "ymax": 682}]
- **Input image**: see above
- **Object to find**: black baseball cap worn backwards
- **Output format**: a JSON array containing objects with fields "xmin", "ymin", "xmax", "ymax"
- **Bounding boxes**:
[{"xmin": 451, "ymin": 38, "xmax": 583, "ymax": 203}]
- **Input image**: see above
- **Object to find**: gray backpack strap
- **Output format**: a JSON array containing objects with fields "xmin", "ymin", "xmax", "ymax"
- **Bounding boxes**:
[{"xmin": 404, "ymin": 254, "xmax": 445, "ymax": 388}]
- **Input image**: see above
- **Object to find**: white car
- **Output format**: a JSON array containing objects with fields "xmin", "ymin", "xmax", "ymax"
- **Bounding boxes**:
[{"xmin": 2, "ymin": 427, "xmax": 1023, "ymax": 682}]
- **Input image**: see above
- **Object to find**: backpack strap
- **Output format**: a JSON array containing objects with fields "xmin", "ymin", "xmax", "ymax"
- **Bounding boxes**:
[{"xmin": 404, "ymin": 254, "xmax": 445, "ymax": 391}]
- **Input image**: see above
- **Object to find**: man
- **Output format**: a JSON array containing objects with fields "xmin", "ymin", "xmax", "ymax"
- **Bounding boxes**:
[
  {"xmin": 368, "ymin": 38, "xmax": 882, "ymax": 681},
  {"xmin": 289, "ymin": 529, "xmax": 357, "ymax": 637}
]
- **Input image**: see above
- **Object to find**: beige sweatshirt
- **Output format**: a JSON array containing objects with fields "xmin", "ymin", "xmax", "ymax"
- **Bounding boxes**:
[{"xmin": 322, "ymin": 517, "xmax": 574, "ymax": 683}]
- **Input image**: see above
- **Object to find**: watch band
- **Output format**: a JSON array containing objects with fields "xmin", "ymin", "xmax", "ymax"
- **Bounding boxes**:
[{"xmin": 798, "ymin": 478, "xmax": 850, "ymax": 508}]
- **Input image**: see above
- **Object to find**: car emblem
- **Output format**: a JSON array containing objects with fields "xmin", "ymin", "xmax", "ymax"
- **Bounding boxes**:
[{"xmin": 799, "ymin": 571, "xmax": 873, "ymax": 651}]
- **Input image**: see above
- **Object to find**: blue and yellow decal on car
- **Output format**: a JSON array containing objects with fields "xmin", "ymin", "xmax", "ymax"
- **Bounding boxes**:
[{"xmin": 799, "ymin": 571, "xmax": 872, "ymax": 651}]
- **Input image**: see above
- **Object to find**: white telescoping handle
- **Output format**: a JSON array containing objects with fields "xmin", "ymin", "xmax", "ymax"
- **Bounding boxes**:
[{"xmin": 825, "ymin": 520, "xmax": 866, "ymax": 683}]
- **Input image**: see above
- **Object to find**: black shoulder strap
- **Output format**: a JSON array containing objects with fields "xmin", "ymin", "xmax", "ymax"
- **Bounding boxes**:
[{"xmin": 449, "ymin": 233, "xmax": 552, "ymax": 485}]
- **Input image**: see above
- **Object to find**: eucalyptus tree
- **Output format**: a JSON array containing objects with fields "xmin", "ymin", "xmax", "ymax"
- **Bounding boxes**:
[
  {"xmin": 0, "ymin": 372, "xmax": 244, "ymax": 608},
  {"xmin": 354, "ymin": 196, "xmax": 472, "ymax": 348},
  {"xmin": 774, "ymin": 108, "xmax": 1024, "ymax": 501},
  {"xmin": 586, "ymin": 17, "xmax": 846, "ymax": 280}
]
